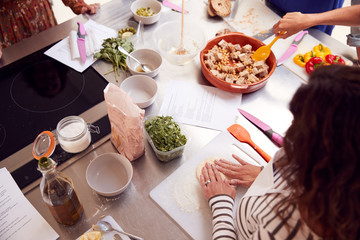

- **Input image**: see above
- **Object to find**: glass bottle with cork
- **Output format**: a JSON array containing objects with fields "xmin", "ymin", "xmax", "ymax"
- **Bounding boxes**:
[{"xmin": 33, "ymin": 131, "xmax": 83, "ymax": 226}]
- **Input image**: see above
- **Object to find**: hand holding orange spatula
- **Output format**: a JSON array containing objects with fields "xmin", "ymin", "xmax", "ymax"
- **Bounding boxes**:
[
  {"xmin": 227, "ymin": 124, "xmax": 272, "ymax": 162},
  {"xmin": 252, "ymin": 31, "xmax": 285, "ymax": 61}
]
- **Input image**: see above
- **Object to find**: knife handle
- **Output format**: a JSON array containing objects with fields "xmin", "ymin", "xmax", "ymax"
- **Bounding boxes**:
[
  {"xmin": 77, "ymin": 22, "xmax": 86, "ymax": 36},
  {"xmin": 162, "ymin": 0, "xmax": 188, "ymax": 13},
  {"xmin": 265, "ymin": 129, "xmax": 283, "ymax": 147},
  {"xmin": 271, "ymin": 132, "xmax": 283, "ymax": 147},
  {"xmin": 294, "ymin": 30, "xmax": 308, "ymax": 42}
]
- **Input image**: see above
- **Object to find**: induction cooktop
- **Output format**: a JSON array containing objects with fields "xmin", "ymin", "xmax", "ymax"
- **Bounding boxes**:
[{"xmin": 0, "ymin": 43, "xmax": 111, "ymax": 190}]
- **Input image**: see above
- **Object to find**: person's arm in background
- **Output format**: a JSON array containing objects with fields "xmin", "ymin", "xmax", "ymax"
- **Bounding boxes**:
[
  {"xmin": 62, "ymin": 0, "xmax": 100, "ymax": 15},
  {"xmin": 273, "ymin": 5, "xmax": 360, "ymax": 39}
]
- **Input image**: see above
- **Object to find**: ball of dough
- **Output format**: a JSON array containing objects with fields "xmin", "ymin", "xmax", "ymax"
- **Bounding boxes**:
[{"xmin": 196, "ymin": 157, "xmax": 229, "ymax": 181}]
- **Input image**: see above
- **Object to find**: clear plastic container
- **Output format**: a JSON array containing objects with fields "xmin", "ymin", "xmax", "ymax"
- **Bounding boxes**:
[{"xmin": 144, "ymin": 115, "xmax": 188, "ymax": 162}]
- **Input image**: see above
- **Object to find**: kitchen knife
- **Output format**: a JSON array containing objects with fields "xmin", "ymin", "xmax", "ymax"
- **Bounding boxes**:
[
  {"xmin": 160, "ymin": 0, "xmax": 189, "ymax": 14},
  {"xmin": 77, "ymin": 21, "xmax": 87, "ymax": 64},
  {"xmin": 276, "ymin": 30, "xmax": 308, "ymax": 66},
  {"xmin": 238, "ymin": 108, "xmax": 283, "ymax": 147}
]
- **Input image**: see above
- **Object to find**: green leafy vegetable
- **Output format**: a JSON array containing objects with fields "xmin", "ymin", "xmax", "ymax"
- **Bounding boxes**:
[
  {"xmin": 145, "ymin": 116, "xmax": 187, "ymax": 152},
  {"xmin": 94, "ymin": 37, "xmax": 134, "ymax": 81}
]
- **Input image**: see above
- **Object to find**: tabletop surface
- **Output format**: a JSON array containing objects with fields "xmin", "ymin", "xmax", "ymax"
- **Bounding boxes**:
[{"xmin": 0, "ymin": 0, "xmax": 357, "ymax": 239}]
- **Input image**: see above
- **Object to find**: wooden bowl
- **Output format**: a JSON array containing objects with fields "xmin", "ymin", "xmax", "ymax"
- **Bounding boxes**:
[{"xmin": 200, "ymin": 33, "xmax": 276, "ymax": 93}]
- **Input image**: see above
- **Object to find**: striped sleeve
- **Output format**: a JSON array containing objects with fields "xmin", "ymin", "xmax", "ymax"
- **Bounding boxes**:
[{"xmin": 208, "ymin": 194, "xmax": 237, "ymax": 240}]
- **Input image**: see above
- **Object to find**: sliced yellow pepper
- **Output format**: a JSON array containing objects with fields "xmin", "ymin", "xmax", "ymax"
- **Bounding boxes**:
[
  {"xmin": 293, "ymin": 54, "xmax": 306, "ymax": 67},
  {"xmin": 313, "ymin": 44, "xmax": 331, "ymax": 60},
  {"xmin": 304, "ymin": 51, "xmax": 316, "ymax": 63}
]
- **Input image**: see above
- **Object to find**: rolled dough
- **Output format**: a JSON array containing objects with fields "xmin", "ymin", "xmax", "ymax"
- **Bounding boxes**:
[{"xmin": 196, "ymin": 157, "xmax": 228, "ymax": 181}]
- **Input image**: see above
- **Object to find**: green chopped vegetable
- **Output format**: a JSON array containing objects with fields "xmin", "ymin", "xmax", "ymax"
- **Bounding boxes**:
[
  {"xmin": 145, "ymin": 116, "xmax": 187, "ymax": 152},
  {"xmin": 93, "ymin": 37, "xmax": 134, "ymax": 82},
  {"xmin": 136, "ymin": 7, "xmax": 155, "ymax": 16}
]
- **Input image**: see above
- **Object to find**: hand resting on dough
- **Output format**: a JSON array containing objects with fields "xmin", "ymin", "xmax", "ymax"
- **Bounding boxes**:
[{"xmin": 215, "ymin": 154, "xmax": 262, "ymax": 188}]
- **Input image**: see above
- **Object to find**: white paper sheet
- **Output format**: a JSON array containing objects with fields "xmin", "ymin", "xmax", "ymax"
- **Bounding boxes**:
[
  {"xmin": 0, "ymin": 168, "xmax": 59, "ymax": 240},
  {"xmin": 159, "ymin": 80, "xmax": 242, "ymax": 131},
  {"xmin": 44, "ymin": 19, "xmax": 117, "ymax": 73}
]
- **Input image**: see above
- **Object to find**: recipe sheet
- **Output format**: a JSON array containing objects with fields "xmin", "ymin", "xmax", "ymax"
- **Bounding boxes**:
[
  {"xmin": 0, "ymin": 168, "xmax": 59, "ymax": 240},
  {"xmin": 159, "ymin": 80, "xmax": 242, "ymax": 131},
  {"xmin": 45, "ymin": 19, "xmax": 117, "ymax": 72}
]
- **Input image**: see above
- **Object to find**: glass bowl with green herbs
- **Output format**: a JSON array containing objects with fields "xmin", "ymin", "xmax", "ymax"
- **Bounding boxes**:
[{"xmin": 144, "ymin": 115, "xmax": 188, "ymax": 162}]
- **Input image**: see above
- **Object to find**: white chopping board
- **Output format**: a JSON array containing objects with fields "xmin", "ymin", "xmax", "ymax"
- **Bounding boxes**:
[
  {"xmin": 150, "ymin": 130, "xmax": 278, "ymax": 240},
  {"xmin": 224, "ymin": 0, "xmax": 281, "ymax": 37},
  {"xmin": 264, "ymin": 33, "xmax": 353, "ymax": 82}
]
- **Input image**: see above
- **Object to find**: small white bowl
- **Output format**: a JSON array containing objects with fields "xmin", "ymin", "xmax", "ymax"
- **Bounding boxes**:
[
  {"xmin": 131, "ymin": 0, "xmax": 162, "ymax": 25},
  {"xmin": 120, "ymin": 75, "xmax": 158, "ymax": 108},
  {"xmin": 126, "ymin": 49, "xmax": 162, "ymax": 78},
  {"xmin": 86, "ymin": 153, "xmax": 133, "ymax": 197}
]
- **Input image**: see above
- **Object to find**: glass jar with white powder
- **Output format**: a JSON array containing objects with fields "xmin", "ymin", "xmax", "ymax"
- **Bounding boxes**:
[{"xmin": 56, "ymin": 116, "xmax": 99, "ymax": 153}]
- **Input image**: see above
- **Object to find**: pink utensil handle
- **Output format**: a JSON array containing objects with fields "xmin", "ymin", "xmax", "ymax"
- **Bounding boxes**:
[
  {"xmin": 77, "ymin": 22, "xmax": 86, "ymax": 36},
  {"xmin": 294, "ymin": 30, "xmax": 308, "ymax": 41},
  {"xmin": 277, "ymin": 44, "xmax": 297, "ymax": 63},
  {"xmin": 162, "ymin": 0, "xmax": 189, "ymax": 13},
  {"xmin": 271, "ymin": 132, "xmax": 283, "ymax": 147}
]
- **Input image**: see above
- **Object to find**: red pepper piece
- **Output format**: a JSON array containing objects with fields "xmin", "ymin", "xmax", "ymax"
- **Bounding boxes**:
[
  {"xmin": 305, "ymin": 57, "xmax": 326, "ymax": 74},
  {"xmin": 325, "ymin": 54, "xmax": 346, "ymax": 65}
]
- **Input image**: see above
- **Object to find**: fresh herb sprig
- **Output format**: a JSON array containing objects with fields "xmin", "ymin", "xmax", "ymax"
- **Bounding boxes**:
[
  {"xmin": 94, "ymin": 37, "xmax": 134, "ymax": 82},
  {"xmin": 145, "ymin": 116, "xmax": 187, "ymax": 152}
]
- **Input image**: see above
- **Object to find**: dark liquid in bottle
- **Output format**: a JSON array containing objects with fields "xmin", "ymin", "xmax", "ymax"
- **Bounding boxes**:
[{"xmin": 44, "ymin": 180, "xmax": 83, "ymax": 225}]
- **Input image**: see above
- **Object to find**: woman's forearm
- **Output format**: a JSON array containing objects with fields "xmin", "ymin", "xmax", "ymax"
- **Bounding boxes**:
[{"xmin": 307, "ymin": 5, "xmax": 360, "ymax": 27}]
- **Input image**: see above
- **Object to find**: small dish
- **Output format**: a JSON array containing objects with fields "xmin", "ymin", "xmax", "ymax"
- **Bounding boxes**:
[
  {"xmin": 131, "ymin": 0, "xmax": 162, "ymax": 25},
  {"xmin": 86, "ymin": 153, "xmax": 133, "ymax": 197},
  {"xmin": 126, "ymin": 49, "xmax": 162, "ymax": 78},
  {"xmin": 120, "ymin": 75, "xmax": 158, "ymax": 108},
  {"xmin": 144, "ymin": 115, "xmax": 188, "ymax": 162}
]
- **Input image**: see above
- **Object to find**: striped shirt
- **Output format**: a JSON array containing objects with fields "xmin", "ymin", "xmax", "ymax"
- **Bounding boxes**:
[{"xmin": 209, "ymin": 165, "xmax": 322, "ymax": 240}]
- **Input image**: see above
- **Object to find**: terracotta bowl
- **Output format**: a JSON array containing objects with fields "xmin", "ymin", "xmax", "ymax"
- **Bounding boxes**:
[{"xmin": 200, "ymin": 33, "xmax": 276, "ymax": 93}]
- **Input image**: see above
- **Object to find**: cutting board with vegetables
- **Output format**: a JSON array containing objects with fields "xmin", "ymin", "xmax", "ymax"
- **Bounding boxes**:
[
  {"xmin": 265, "ymin": 33, "xmax": 352, "ymax": 81},
  {"xmin": 150, "ymin": 130, "xmax": 278, "ymax": 240}
]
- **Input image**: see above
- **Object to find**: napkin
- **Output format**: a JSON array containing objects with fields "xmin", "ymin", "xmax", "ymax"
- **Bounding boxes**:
[{"xmin": 69, "ymin": 29, "xmax": 102, "ymax": 60}]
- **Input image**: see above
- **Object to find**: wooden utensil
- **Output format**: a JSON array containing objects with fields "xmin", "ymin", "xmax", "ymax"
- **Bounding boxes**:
[
  {"xmin": 176, "ymin": 0, "xmax": 186, "ymax": 55},
  {"xmin": 227, "ymin": 124, "xmax": 272, "ymax": 162},
  {"xmin": 252, "ymin": 31, "xmax": 285, "ymax": 61}
]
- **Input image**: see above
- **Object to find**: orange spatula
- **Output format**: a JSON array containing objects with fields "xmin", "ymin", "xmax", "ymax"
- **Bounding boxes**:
[{"xmin": 227, "ymin": 124, "xmax": 272, "ymax": 162}]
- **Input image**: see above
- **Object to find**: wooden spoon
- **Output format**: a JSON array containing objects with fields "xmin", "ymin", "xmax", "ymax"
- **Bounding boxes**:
[
  {"xmin": 227, "ymin": 124, "xmax": 272, "ymax": 162},
  {"xmin": 176, "ymin": 0, "xmax": 186, "ymax": 55},
  {"xmin": 252, "ymin": 31, "xmax": 285, "ymax": 61}
]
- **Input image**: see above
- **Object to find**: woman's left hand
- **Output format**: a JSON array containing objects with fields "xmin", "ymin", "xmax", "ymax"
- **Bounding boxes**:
[{"xmin": 200, "ymin": 163, "xmax": 236, "ymax": 201}]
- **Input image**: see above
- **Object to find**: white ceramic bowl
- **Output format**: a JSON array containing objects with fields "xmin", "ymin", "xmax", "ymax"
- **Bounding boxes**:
[
  {"xmin": 131, "ymin": 0, "xmax": 162, "ymax": 25},
  {"xmin": 153, "ymin": 20, "xmax": 207, "ymax": 65},
  {"xmin": 120, "ymin": 75, "xmax": 158, "ymax": 108},
  {"xmin": 86, "ymin": 153, "xmax": 133, "ymax": 197},
  {"xmin": 126, "ymin": 49, "xmax": 162, "ymax": 78}
]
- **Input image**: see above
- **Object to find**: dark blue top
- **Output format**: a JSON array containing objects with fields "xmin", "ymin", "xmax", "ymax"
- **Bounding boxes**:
[{"xmin": 268, "ymin": 0, "xmax": 345, "ymax": 35}]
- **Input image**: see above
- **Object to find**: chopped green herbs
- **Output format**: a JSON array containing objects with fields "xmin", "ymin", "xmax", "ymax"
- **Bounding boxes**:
[
  {"xmin": 145, "ymin": 116, "xmax": 187, "ymax": 152},
  {"xmin": 93, "ymin": 37, "xmax": 134, "ymax": 82}
]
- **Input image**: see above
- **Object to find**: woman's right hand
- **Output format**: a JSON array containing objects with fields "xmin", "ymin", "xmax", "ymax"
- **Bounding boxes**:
[
  {"xmin": 215, "ymin": 154, "xmax": 262, "ymax": 188},
  {"xmin": 273, "ymin": 12, "xmax": 310, "ymax": 39}
]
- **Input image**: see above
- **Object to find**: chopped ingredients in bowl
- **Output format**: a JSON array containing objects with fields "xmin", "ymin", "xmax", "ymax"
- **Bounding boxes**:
[
  {"xmin": 145, "ymin": 116, "xmax": 187, "ymax": 152},
  {"xmin": 136, "ymin": 7, "xmax": 155, "ymax": 16},
  {"xmin": 203, "ymin": 39, "xmax": 269, "ymax": 85}
]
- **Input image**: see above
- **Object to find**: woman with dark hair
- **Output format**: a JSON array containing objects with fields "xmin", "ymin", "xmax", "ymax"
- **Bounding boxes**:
[{"xmin": 200, "ymin": 65, "xmax": 360, "ymax": 239}]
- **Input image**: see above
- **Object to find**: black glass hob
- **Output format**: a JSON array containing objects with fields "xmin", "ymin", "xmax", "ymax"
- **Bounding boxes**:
[{"xmin": 0, "ymin": 44, "xmax": 110, "ymax": 189}]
